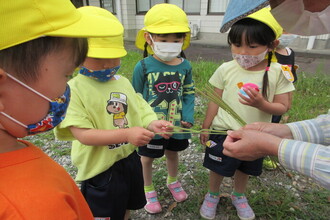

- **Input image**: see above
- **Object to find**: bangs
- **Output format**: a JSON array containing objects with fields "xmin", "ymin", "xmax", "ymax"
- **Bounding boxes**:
[
  {"xmin": 228, "ymin": 18, "xmax": 275, "ymax": 46},
  {"xmin": 153, "ymin": 33, "xmax": 186, "ymax": 38},
  {"xmin": 0, "ymin": 37, "xmax": 88, "ymax": 82}
]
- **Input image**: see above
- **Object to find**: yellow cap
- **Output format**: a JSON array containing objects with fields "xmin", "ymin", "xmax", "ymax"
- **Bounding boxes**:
[
  {"xmin": 247, "ymin": 7, "xmax": 283, "ymax": 39},
  {"xmin": 135, "ymin": 3, "xmax": 191, "ymax": 53},
  {"xmin": 0, "ymin": 1, "xmax": 123, "ymax": 50},
  {"xmin": 78, "ymin": 7, "xmax": 127, "ymax": 58}
]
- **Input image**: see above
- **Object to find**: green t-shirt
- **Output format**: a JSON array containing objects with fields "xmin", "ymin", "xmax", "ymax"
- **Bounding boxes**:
[
  {"xmin": 209, "ymin": 60, "xmax": 295, "ymax": 131},
  {"xmin": 132, "ymin": 55, "xmax": 195, "ymax": 139},
  {"xmin": 54, "ymin": 75, "xmax": 157, "ymax": 181}
]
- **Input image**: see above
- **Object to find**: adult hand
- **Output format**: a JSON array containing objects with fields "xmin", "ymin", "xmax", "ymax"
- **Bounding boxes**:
[
  {"xmin": 222, "ymin": 129, "xmax": 282, "ymax": 161},
  {"xmin": 243, "ymin": 122, "xmax": 293, "ymax": 139}
]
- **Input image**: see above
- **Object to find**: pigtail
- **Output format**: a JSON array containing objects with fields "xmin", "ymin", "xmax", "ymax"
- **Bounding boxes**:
[
  {"xmin": 262, "ymin": 51, "xmax": 272, "ymax": 99},
  {"xmin": 143, "ymin": 42, "xmax": 149, "ymax": 58},
  {"xmin": 180, "ymin": 51, "xmax": 186, "ymax": 59}
]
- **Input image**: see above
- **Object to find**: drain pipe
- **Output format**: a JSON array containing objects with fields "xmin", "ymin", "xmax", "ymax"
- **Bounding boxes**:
[
  {"xmin": 115, "ymin": 0, "xmax": 122, "ymax": 23},
  {"xmin": 306, "ymin": 36, "xmax": 316, "ymax": 50}
]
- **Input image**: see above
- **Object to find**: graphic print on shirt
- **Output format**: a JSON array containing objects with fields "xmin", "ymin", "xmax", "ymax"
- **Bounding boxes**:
[
  {"xmin": 151, "ymin": 71, "xmax": 181, "ymax": 107},
  {"xmin": 106, "ymin": 92, "xmax": 129, "ymax": 149}
]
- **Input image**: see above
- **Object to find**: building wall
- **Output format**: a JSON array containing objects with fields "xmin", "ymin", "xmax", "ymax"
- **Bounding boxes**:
[{"xmin": 85, "ymin": 0, "xmax": 330, "ymax": 50}]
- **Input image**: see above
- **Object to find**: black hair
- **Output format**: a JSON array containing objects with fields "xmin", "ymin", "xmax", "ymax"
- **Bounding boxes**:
[
  {"xmin": 0, "ymin": 37, "xmax": 88, "ymax": 82},
  {"xmin": 143, "ymin": 33, "xmax": 186, "ymax": 59},
  {"xmin": 228, "ymin": 18, "xmax": 276, "ymax": 99}
]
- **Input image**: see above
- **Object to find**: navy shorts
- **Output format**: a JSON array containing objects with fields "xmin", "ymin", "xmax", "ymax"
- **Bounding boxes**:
[
  {"xmin": 138, "ymin": 138, "xmax": 189, "ymax": 158},
  {"xmin": 203, "ymin": 134, "xmax": 263, "ymax": 177},
  {"xmin": 80, "ymin": 151, "xmax": 146, "ymax": 220}
]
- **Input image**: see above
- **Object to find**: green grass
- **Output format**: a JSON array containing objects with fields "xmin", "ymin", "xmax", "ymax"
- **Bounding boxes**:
[{"xmin": 24, "ymin": 51, "xmax": 330, "ymax": 219}]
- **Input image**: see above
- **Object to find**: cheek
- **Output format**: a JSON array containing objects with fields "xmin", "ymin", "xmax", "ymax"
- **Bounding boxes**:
[{"xmin": 0, "ymin": 115, "xmax": 28, "ymax": 138}]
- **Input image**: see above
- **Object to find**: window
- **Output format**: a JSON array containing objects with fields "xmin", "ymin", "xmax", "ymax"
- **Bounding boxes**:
[
  {"xmin": 208, "ymin": 0, "xmax": 229, "ymax": 15},
  {"xmin": 136, "ymin": 0, "xmax": 201, "ymax": 15},
  {"xmin": 85, "ymin": 0, "xmax": 116, "ymax": 14},
  {"xmin": 100, "ymin": 0, "xmax": 116, "ymax": 13}
]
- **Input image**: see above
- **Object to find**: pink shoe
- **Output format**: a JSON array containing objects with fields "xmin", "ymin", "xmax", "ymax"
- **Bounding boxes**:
[
  {"xmin": 144, "ymin": 191, "xmax": 162, "ymax": 214},
  {"xmin": 167, "ymin": 181, "xmax": 188, "ymax": 202}
]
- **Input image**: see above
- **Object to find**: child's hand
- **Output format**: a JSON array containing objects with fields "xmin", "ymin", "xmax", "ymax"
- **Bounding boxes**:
[
  {"xmin": 238, "ymin": 87, "xmax": 265, "ymax": 109},
  {"xmin": 148, "ymin": 120, "xmax": 173, "ymax": 139},
  {"xmin": 127, "ymin": 127, "xmax": 155, "ymax": 146},
  {"xmin": 200, "ymin": 132, "xmax": 209, "ymax": 146},
  {"xmin": 181, "ymin": 121, "xmax": 193, "ymax": 128}
]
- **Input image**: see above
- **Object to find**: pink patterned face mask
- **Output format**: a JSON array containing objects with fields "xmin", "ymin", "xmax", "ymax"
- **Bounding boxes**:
[{"xmin": 232, "ymin": 49, "xmax": 268, "ymax": 69}]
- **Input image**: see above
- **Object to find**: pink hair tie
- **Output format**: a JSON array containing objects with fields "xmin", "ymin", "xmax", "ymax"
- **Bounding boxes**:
[{"xmin": 265, "ymin": 66, "xmax": 270, "ymax": 71}]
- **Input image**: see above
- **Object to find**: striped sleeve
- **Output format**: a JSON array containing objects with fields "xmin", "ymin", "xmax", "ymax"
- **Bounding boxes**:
[
  {"xmin": 278, "ymin": 113, "xmax": 330, "ymax": 190},
  {"xmin": 287, "ymin": 114, "xmax": 330, "ymax": 144}
]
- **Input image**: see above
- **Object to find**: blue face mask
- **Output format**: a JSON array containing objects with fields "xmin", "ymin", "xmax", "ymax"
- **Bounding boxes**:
[
  {"xmin": 79, "ymin": 65, "xmax": 120, "ymax": 82},
  {"xmin": 0, "ymin": 73, "xmax": 71, "ymax": 135}
]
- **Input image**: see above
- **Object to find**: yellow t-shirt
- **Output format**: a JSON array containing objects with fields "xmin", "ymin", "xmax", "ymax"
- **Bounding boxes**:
[
  {"xmin": 54, "ymin": 75, "xmax": 157, "ymax": 181},
  {"xmin": 209, "ymin": 60, "xmax": 295, "ymax": 131}
]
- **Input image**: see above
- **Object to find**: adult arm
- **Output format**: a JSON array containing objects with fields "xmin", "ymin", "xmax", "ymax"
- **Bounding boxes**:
[
  {"xmin": 223, "ymin": 113, "xmax": 330, "ymax": 189},
  {"xmin": 279, "ymin": 113, "xmax": 330, "ymax": 189}
]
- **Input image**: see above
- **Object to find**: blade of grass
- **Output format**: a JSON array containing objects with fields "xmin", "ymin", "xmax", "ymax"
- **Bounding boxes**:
[{"xmin": 196, "ymin": 85, "xmax": 247, "ymax": 126}]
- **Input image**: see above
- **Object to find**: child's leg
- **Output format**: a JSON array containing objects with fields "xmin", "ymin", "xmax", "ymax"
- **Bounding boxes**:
[
  {"xmin": 138, "ymin": 140, "xmax": 166, "ymax": 214},
  {"xmin": 141, "ymin": 155, "xmax": 162, "ymax": 214},
  {"xmin": 201, "ymin": 134, "xmax": 238, "ymax": 220},
  {"xmin": 141, "ymin": 155, "xmax": 154, "ymax": 187},
  {"xmin": 165, "ymin": 149, "xmax": 178, "ymax": 179},
  {"xmin": 200, "ymin": 171, "xmax": 224, "ymax": 220},
  {"xmin": 209, "ymin": 170, "xmax": 224, "ymax": 194},
  {"xmin": 231, "ymin": 170, "xmax": 255, "ymax": 220},
  {"xmin": 233, "ymin": 170, "xmax": 249, "ymax": 194},
  {"xmin": 165, "ymin": 149, "xmax": 188, "ymax": 202},
  {"xmin": 124, "ymin": 210, "xmax": 130, "ymax": 220}
]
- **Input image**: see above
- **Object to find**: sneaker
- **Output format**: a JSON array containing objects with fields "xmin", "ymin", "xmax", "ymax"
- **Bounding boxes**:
[
  {"xmin": 231, "ymin": 194, "xmax": 255, "ymax": 220},
  {"xmin": 263, "ymin": 157, "xmax": 277, "ymax": 170},
  {"xmin": 200, "ymin": 193, "xmax": 220, "ymax": 220},
  {"xmin": 167, "ymin": 181, "xmax": 188, "ymax": 202},
  {"xmin": 144, "ymin": 191, "xmax": 162, "ymax": 214}
]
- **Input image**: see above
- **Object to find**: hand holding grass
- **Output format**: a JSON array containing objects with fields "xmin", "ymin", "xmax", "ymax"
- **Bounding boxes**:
[{"xmin": 148, "ymin": 120, "xmax": 173, "ymax": 139}]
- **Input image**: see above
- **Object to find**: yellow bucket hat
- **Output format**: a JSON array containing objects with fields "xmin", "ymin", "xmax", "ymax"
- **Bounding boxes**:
[
  {"xmin": 78, "ymin": 7, "xmax": 127, "ymax": 59},
  {"xmin": 0, "ymin": 0, "xmax": 123, "ymax": 50},
  {"xmin": 247, "ymin": 7, "xmax": 283, "ymax": 39},
  {"xmin": 135, "ymin": 3, "xmax": 191, "ymax": 53}
]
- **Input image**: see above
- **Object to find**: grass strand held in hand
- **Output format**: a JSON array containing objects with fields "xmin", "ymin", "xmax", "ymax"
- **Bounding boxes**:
[
  {"xmin": 155, "ymin": 126, "xmax": 227, "ymax": 135},
  {"xmin": 196, "ymin": 85, "xmax": 247, "ymax": 127}
]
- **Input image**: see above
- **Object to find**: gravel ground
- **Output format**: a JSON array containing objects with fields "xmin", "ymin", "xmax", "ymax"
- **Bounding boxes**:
[
  {"xmin": 23, "ymin": 95, "xmax": 328, "ymax": 219},
  {"xmin": 24, "ymin": 129, "xmax": 327, "ymax": 220}
]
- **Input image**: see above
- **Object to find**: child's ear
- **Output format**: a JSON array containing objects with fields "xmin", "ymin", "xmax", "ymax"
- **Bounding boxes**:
[
  {"xmin": 144, "ymin": 32, "xmax": 152, "ymax": 45},
  {"xmin": 272, "ymin": 40, "xmax": 280, "ymax": 49}
]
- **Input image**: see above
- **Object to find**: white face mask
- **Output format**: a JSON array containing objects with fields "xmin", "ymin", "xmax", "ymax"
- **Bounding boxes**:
[
  {"xmin": 271, "ymin": 0, "xmax": 330, "ymax": 36},
  {"xmin": 278, "ymin": 34, "xmax": 298, "ymax": 48},
  {"xmin": 149, "ymin": 34, "xmax": 183, "ymax": 62},
  {"xmin": 232, "ymin": 49, "xmax": 268, "ymax": 69}
]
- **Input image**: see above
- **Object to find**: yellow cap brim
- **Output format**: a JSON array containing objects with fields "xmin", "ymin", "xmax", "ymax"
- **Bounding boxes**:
[
  {"xmin": 87, "ymin": 47, "xmax": 127, "ymax": 59},
  {"xmin": 47, "ymin": 12, "xmax": 123, "ymax": 38},
  {"xmin": 1, "ymin": 2, "xmax": 123, "ymax": 50}
]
